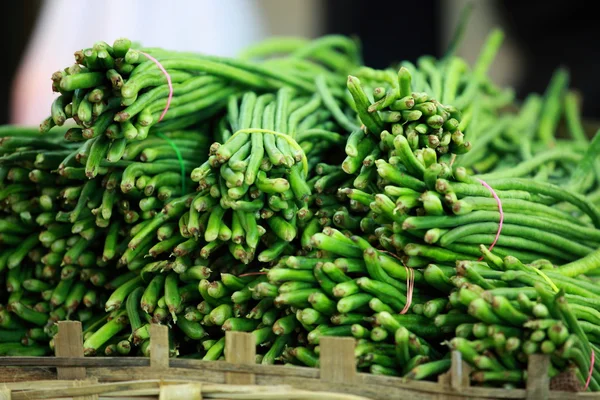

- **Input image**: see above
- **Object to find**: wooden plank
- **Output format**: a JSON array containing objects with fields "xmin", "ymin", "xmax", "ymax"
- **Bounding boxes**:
[
  {"xmin": 548, "ymin": 392, "xmax": 583, "ymax": 400},
  {"xmin": 319, "ymin": 337, "xmax": 356, "ymax": 384},
  {"xmin": 224, "ymin": 331, "xmax": 256, "ymax": 385},
  {"xmin": 435, "ymin": 353, "xmax": 472, "ymax": 400},
  {"xmin": 0, "ymin": 367, "xmax": 54, "ymax": 383},
  {"xmin": 1, "ymin": 381, "xmax": 96, "ymax": 391},
  {"xmin": 450, "ymin": 351, "xmax": 471, "ymax": 390},
  {"xmin": 172, "ymin": 359, "xmax": 319, "ymax": 379},
  {"xmin": 436, "ymin": 371, "xmax": 451, "ymax": 400},
  {"xmin": 88, "ymin": 367, "xmax": 529, "ymax": 399},
  {"xmin": 158, "ymin": 383, "xmax": 202, "ymax": 400},
  {"xmin": 258, "ymin": 375, "xmax": 450, "ymax": 400},
  {"xmin": 54, "ymin": 321, "xmax": 86, "ymax": 380},
  {"xmin": 358, "ymin": 373, "xmax": 526, "ymax": 399},
  {"xmin": 87, "ymin": 367, "xmax": 226, "ymax": 385},
  {"xmin": 149, "ymin": 324, "xmax": 169, "ymax": 370},
  {"xmin": 0, "ymin": 387, "xmax": 10, "ymax": 400},
  {"xmin": 461, "ymin": 360, "xmax": 471, "ymax": 388},
  {"xmin": 526, "ymin": 354, "xmax": 550, "ymax": 400},
  {"xmin": 0, "ymin": 357, "xmax": 148, "ymax": 368},
  {"xmin": 8, "ymin": 380, "xmax": 307, "ymax": 400},
  {"xmin": 0, "ymin": 357, "xmax": 319, "ymax": 378},
  {"xmin": 9, "ymin": 380, "xmax": 162, "ymax": 400}
]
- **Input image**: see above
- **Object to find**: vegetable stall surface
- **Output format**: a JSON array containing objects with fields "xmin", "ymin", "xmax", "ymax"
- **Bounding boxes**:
[{"xmin": 1, "ymin": 24, "xmax": 600, "ymax": 392}]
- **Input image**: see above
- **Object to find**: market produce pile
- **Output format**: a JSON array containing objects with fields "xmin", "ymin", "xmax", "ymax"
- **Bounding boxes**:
[{"xmin": 2, "ymin": 23, "xmax": 600, "ymax": 391}]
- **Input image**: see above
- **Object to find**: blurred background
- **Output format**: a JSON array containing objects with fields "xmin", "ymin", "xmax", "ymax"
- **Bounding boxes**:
[{"xmin": 2, "ymin": 0, "xmax": 598, "ymax": 126}]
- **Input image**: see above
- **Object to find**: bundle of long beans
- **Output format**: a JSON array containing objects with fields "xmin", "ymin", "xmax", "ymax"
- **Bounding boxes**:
[
  {"xmin": 274, "ymin": 227, "xmax": 600, "ymax": 388},
  {"xmin": 336, "ymin": 29, "xmax": 600, "ymax": 267},
  {"xmin": 0, "ymin": 126, "xmax": 108, "ymax": 356},
  {"xmin": 1, "ymin": 25, "xmax": 600, "ymax": 392},
  {"xmin": 0, "ymin": 36, "xmax": 359, "ymax": 359}
]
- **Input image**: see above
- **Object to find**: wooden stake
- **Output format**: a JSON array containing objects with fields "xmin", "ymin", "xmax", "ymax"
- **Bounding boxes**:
[
  {"xmin": 526, "ymin": 354, "xmax": 550, "ymax": 400},
  {"xmin": 450, "ymin": 351, "xmax": 470, "ymax": 390},
  {"xmin": 319, "ymin": 337, "xmax": 356, "ymax": 383},
  {"xmin": 55, "ymin": 321, "xmax": 86, "ymax": 380},
  {"xmin": 437, "ymin": 371, "xmax": 451, "ymax": 400},
  {"xmin": 225, "ymin": 331, "xmax": 256, "ymax": 385},
  {"xmin": 150, "ymin": 324, "xmax": 169, "ymax": 370}
]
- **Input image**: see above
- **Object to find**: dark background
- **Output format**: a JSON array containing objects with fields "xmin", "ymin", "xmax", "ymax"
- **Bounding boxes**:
[{"xmin": 1, "ymin": 0, "xmax": 598, "ymax": 125}]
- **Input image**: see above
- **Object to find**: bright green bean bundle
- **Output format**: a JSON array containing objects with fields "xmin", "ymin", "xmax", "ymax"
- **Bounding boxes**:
[
  {"xmin": 443, "ymin": 251, "xmax": 600, "ymax": 390},
  {"xmin": 272, "ymin": 239, "xmax": 600, "ymax": 389},
  {"xmin": 0, "ymin": 127, "xmax": 119, "ymax": 355},
  {"xmin": 188, "ymin": 83, "xmax": 353, "ymax": 264},
  {"xmin": 334, "ymin": 29, "xmax": 600, "ymax": 270},
  {"xmin": 43, "ymin": 35, "xmax": 359, "ymax": 153},
  {"xmin": 0, "ymin": 35, "xmax": 363, "ymax": 360},
  {"xmin": 0, "ymin": 123, "xmax": 289, "ymax": 359},
  {"xmin": 257, "ymin": 227, "xmax": 448, "ymax": 375},
  {"xmin": 347, "ymin": 29, "xmax": 510, "ymax": 157}
]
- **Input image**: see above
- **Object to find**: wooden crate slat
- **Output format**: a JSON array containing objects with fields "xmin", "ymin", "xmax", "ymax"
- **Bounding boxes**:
[
  {"xmin": 171, "ymin": 359, "xmax": 319, "ymax": 378},
  {"xmin": 450, "ymin": 351, "xmax": 470, "ymax": 390},
  {"xmin": 0, "ymin": 367, "xmax": 54, "ymax": 383},
  {"xmin": 319, "ymin": 337, "xmax": 356, "ymax": 383},
  {"xmin": 54, "ymin": 321, "xmax": 86, "ymax": 380},
  {"xmin": 224, "ymin": 331, "xmax": 256, "ymax": 385},
  {"xmin": 87, "ymin": 367, "xmax": 226, "ymax": 384},
  {"xmin": 149, "ymin": 324, "xmax": 169, "ymax": 370},
  {"xmin": 0, "ymin": 357, "xmax": 148, "ymax": 368},
  {"xmin": 526, "ymin": 354, "xmax": 550, "ymax": 400}
]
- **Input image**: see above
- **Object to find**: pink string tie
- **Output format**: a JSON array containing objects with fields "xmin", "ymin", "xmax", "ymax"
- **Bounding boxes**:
[
  {"xmin": 399, "ymin": 265, "xmax": 414, "ymax": 315},
  {"xmin": 140, "ymin": 52, "xmax": 173, "ymax": 122},
  {"xmin": 477, "ymin": 178, "xmax": 504, "ymax": 260},
  {"xmin": 585, "ymin": 349, "xmax": 595, "ymax": 391}
]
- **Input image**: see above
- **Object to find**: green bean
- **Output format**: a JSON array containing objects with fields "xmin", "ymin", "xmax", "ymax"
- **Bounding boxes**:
[
  {"xmin": 60, "ymin": 72, "xmax": 105, "ymax": 91},
  {"xmin": 405, "ymin": 211, "xmax": 598, "ymax": 243},
  {"xmin": 104, "ymin": 276, "xmax": 142, "ymax": 312},
  {"xmin": 83, "ymin": 311, "xmax": 129, "ymax": 356},
  {"xmin": 347, "ymin": 76, "xmax": 383, "ymax": 134},
  {"xmin": 315, "ymin": 75, "xmax": 358, "ymax": 132},
  {"xmin": 7, "ymin": 233, "xmax": 39, "ymax": 269},
  {"xmin": 404, "ymin": 359, "xmax": 452, "ymax": 380},
  {"xmin": 261, "ymin": 334, "xmax": 292, "ymax": 364},
  {"xmin": 485, "ymin": 178, "xmax": 600, "ymax": 227},
  {"xmin": 537, "ymin": 68, "xmax": 568, "ymax": 145},
  {"xmin": 222, "ymin": 317, "xmax": 260, "ymax": 332}
]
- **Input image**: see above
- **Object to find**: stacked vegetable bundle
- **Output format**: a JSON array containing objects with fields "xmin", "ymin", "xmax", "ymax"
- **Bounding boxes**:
[
  {"xmin": 269, "ymin": 227, "xmax": 600, "ymax": 388},
  {"xmin": 0, "ymin": 25, "xmax": 599, "ymax": 392},
  {"xmin": 0, "ymin": 126, "xmax": 106, "ymax": 356},
  {"xmin": 0, "ymin": 36, "xmax": 361, "ymax": 359},
  {"xmin": 189, "ymin": 86, "xmax": 350, "ymax": 265}
]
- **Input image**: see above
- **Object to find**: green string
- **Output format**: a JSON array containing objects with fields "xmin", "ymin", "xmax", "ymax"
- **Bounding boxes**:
[{"xmin": 156, "ymin": 132, "xmax": 186, "ymax": 194}]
